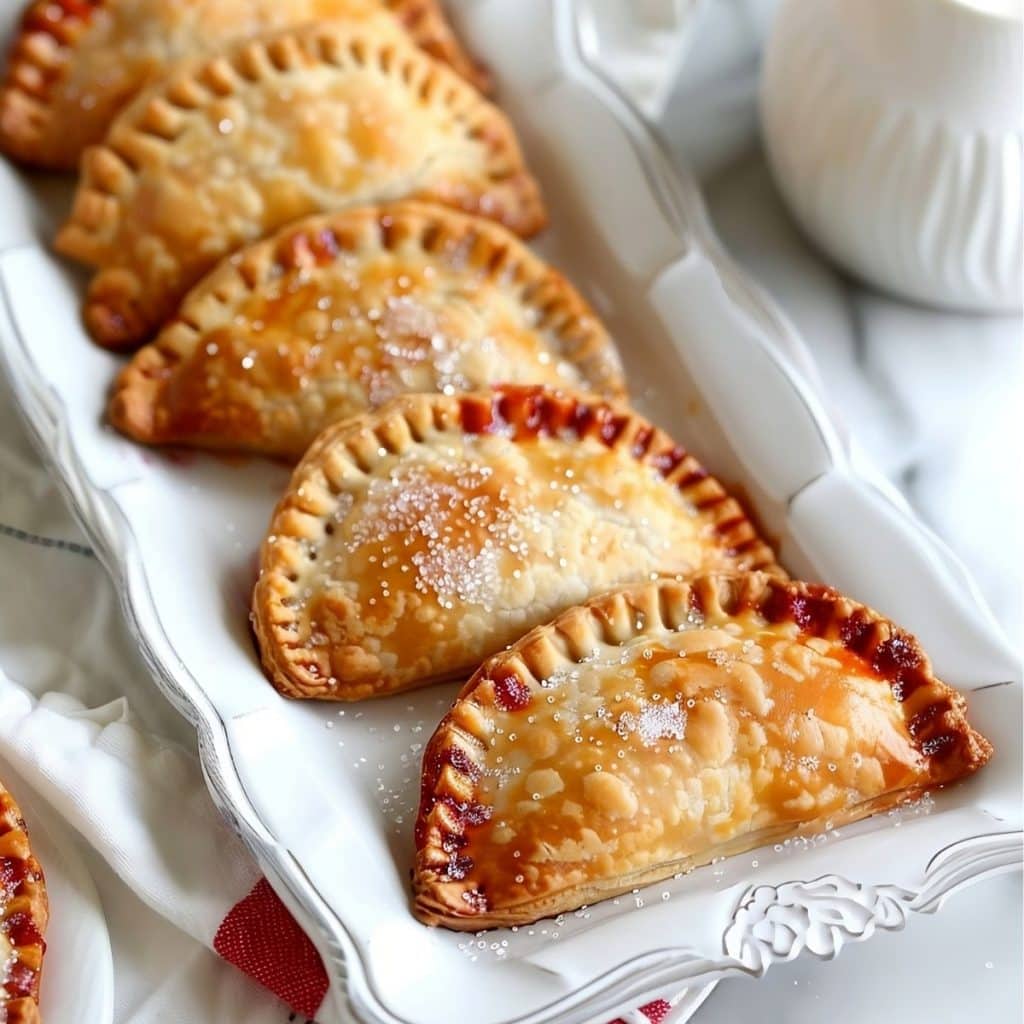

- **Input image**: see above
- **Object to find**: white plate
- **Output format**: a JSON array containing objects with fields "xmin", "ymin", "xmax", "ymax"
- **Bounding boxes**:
[
  {"xmin": 2, "ymin": 769, "xmax": 115, "ymax": 1024},
  {"xmin": 0, "ymin": 2, "xmax": 1019, "ymax": 1023}
]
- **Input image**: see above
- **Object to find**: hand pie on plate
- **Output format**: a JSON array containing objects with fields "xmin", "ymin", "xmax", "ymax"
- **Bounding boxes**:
[
  {"xmin": 54, "ymin": 18, "xmax": 544, "ymax": 349},
  {"xmin": 108, "ymin": 202, "xmax": 625, "ymax": 459},
  {"xmin": 413, "ymin": 572, "xmax": 993, "ymax": 928},
  {"xmin": 252, "ymin": 385, "xmax": 781, "ymax": 701},
  {"xmin": 0, "ymin": 782, "xmax": 47, "ymax": 1024},
  {"xmin": 0, "ymin": 0, "xmax": 488, "ymax": 170}
]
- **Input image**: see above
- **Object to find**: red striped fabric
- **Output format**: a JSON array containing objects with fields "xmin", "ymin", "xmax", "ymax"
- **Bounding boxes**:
[
  {"xmin": 216, "ymin": 879, "xmax": 672, "ymax": 1023},
  {"xmin": 213, "ymin": 878, "xmax": 329, "ymax": 1019}
]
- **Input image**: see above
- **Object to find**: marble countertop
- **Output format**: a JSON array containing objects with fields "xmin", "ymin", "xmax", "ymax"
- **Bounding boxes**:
[{"xmin": 624, "ymin": 1, "xmax": 1023, "ymax": 1018}]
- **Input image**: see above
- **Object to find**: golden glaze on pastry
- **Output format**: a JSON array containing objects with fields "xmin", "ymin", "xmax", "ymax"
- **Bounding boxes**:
[
  {"xmin": 0, "ymin": 0, "xmax": 488, "ymax": 170},
  {"xmin": 54, "ymin": 18, "xmax": 544, "ymax": 349},
  {"xmin": 252, "ymin": 385, "xmax": 781, "ymax": 701},
  {"xmin": 413, "ymin": 573, "xmax": 993, "ymax": 929},
  {"xmin": 109, "ymin": 202, "xmax": 624, "ymax": 459},
  {"xmin": 0, "ymin": 782, "xmax": 47, "ymax": 1024}
]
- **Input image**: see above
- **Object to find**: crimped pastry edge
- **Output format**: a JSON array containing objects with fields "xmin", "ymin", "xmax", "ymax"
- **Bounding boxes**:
[
  {"xmin": 251, "ymin": 386, "xmax": 783, "ymax": 702},
  {"xmin": 53, "ymin": 17, "xmax": 547, "ymax": 349},
  {"xmin": 0, "ymin": 782, "xmax": 48, "ymax": 1019},
  {"xmin": 0, "ymin": 0, "xmax": 490, "ymax": 169},
  {"xmin": 0, "ymin": 0, "xmax": 101, "ymax": 169}
]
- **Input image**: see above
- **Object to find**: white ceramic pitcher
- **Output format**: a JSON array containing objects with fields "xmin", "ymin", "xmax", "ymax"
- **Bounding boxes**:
[{"xmin": 762, "ymin": 0, "xmax": 1023, "ymax": 312}]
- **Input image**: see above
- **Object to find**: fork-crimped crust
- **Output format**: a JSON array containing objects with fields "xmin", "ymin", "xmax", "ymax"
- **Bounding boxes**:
[{"xmin": 252, "ymin": 385, "xmax": 782, "ymax": 702}]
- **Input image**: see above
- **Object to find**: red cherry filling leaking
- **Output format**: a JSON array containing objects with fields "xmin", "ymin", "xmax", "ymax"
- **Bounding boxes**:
[
  {"xmin": 0, "ymin": 856, "xmax": 29, "ymax": 901},
  {"xmin": 873, "ymin": 634, "xmax": 927, "ymax": 701},
  {"xmin": 873, "ymin": 634, "xmax": 922, "ymax": 675},
  {"xmin": 461, "ymin": 802, "xmax": 493, "ymax": 826},
  {"xmin": 312, "ymin": 228, "xmax": 341, "ymax": 264},
  {"xmin": 839, "ymin": 610, "xmax": 876, "ymax": 657},
  {"xmin": 5, "ymin": 910, "xmax": 42, "ymax": 948},
  {"xmin": 920, "ymin": 732, "xmax": 958, "ymax": 758},
  {"xmin": 492, "ymin": 668, "xmax": 531, "ymax": 711},
  {"xmin": 444, "ymin": 853, "xmax": 474, "ymax": 880},
  {"xmin": 441, "ymin": 831, "xmax": 467, "ymax": 853},
  {"xmin": 459, "ymin": 395, "xmax": 496, "ymax": 434},
  {"xmin": 762, "ymin": 585, "xmax": 836, "ymax": 635},
  {"xmin": 445, "ymin": 746, "xmax": 481, "ymax": 780},
  {"xmin": 630, "ymin": 426, "xmax": 654, "ymax": 458},
  {"xmin": 652, "ymin": 445, "xmax": 688, "ymax": 477},
  {"xmin": 27, "ymin": 0, "xmax": 99, "ymax": 31},
  {"xmin": 598, "ymin": 409, "xmax": 629, "ymax": 446},
  {"xmin": 909, "ymin": 698, "xmax": 952, "ymax": 738},
  {"xmin": 4, "ymin": 960, "xmax": 36, "ymax": 999},
  {"xmin": 285, "ymin": 227, "xmax": 342, "ymax": 269},
  {"xmin": 441, "ymin": 797, "xmax": 492, "ymax": 827}
]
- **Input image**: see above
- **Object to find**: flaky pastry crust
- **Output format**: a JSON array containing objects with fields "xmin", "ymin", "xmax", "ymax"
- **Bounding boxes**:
[
  {"xmin": 108, "ymin": 201, "xmax": 624, "ymax": 458},
  {"xmin": 54, "ymin": 17, "xmax": 544, "ymax": 349},
  {"xmin": 252, "ymin": 385, "xmax": 781, "ymax": 702},
  {"xmin": 0, "ymin": 0, "xmax": 488, "ymax": 170},
  {"xmin": 413, "ymin": 573, "xmax": 993, "ymax": 929},
  {"xmin": 0, "ymin": 782, "xmax": 48, "ymax": 1024}
]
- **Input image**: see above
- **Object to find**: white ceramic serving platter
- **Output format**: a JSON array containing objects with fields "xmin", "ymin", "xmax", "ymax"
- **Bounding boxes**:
[{"xmin": 0, "ymin": 2, "xmax": 1020, "ymax": 1022}]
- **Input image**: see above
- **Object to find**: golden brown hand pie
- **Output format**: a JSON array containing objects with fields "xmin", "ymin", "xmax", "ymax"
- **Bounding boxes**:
[
  {"xmin": 0, "ymin": 782, "xmax": 47, "ymax": 1024},
  {"xmin": 0, "ymin": 0, "xmax": 488, "ymax": 170},
  {"xmin": 54, "ymin": 18, "xmax": 544, "ymax": 350},
  {"xmin": 413, "ymin": 573, "xmax": 993, "ymax": 929},
  {"xmin": 252, "ymin": 385, "xmax": 781, "ymax": 702},
  {"xmin": 108, "ymin": 202, "xmax": 625, "ymax": 459}
]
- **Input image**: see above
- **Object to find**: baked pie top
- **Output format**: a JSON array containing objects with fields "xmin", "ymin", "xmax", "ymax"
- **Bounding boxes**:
[
  {"xmin": 0, "ymin": 782, "xmax": 47, "ymax": 1024},
  {"xmin": 413, "ymin": 573, "xmax": 993, "ymax": 929},
  {"xmin": 54, "ymin": 17, "xmax": 544, "ymax": 349},
  {"xmin": 0, "ymin": 0, "xmax": 488, "ymax": 170},
  {"xmin": 108, "ymin": 201, "xmax": 625, "ymax": 459},
  {"xmin": 252, "ymin": 385, "xmax": 781, "ymax": 702}
]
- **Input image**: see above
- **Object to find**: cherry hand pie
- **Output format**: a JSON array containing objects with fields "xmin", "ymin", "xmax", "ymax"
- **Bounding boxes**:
[
  {"xmin": 108, "ymin": 202, "xmax": 625, "ymax": 459},
  {"xmin": 252, "ymin": 385, "xmax": 780, "ymax": 702},
  {"xmin": 413, "ymin": 572, "xmax": 993, "ymax": 929},
  {"xmin": 0, "ymin": 782, "xmax": 47, "ymax": 1023},
  {"xmin": 54, "ymin": 18, "xmax": 544, "ymax": 349},
  {"xmin": 0, "ymin": 0, "xmax": 488, "ymax": 170}
]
